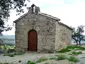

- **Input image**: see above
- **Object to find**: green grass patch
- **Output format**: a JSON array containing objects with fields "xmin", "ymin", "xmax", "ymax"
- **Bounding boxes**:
[
  {"xmin": 4, "ymin": 53, "xmax": 15, "ymax": 57},
  {"xmin": 57, "ymin": 45, "xmax": 85, "ymax": 53},
  {"xmin": 49, "ymin": 57, "xmax": 57, "ymax": 60},
  {"xmin": 57, "ymin": 55, "xmax": 66, "ymax": 60},
  {"xmin": 67, "ymin": 56, "xmax": 79, "ymax": 63},
  {"xmin": 27, "ymin": 61, "xmax": 36, "ymax": 64},
  {"xmin": 72, "ymin": 51, "xmax": 82, "ymax": 55},
  {"xmin": 36, "ymin": 57, "xmax": 48, "ymax": 63},
  {"xmin": 3, "ymin": 51, "xmax": 25, "ymax": 57},
  {"xmin": 57, "ymin": 48, "xmax": 71, "ymax": 53}
]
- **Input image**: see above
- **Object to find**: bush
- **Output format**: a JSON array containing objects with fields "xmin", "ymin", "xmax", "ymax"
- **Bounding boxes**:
[
  {"xmin": 67, "ymin": 45, "xmax": 85, "ymax": 50},
  {"xmin": 57, "ymin": 45, "xmax": 85, "ymax": 53},
  {"xmin": 67, "ymin": 56, "xmax": 79, "ymax": 63},
  {"xmin": 57, "ymin": 48, "xmax": 71, "ymax": 53},
  {"xmin": 72, "ymin": 51, "xmax": 82, "ymax": 55},
  {"xmin": 7, "ymin": 49, "xmax": 16, "ymax": 53},
  {"xmin": 27, "ymin": 61, "xmax": 36, "ymax": 64},
  {"xmin": 3, "ymin": 51, "xmax": 25, "ymax": 57},
  {"xmin": 57, "ymin": 55, "xmax": 66, "ymax": 60},
  {"xmin": 49, "ymin": 57, "xmax": 57, "ymax": 60},
  {"xmin": 4, "ymin": 53, "xmax": 15, "ymax": 57}
]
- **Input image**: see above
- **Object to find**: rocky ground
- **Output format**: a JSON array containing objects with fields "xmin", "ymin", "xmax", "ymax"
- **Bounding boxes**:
[
  {"xmin": 0, "ymin": 45, "xmax": 85, "ymax": 64},
  {"xmin": 0, "ymin": 52, "xmax": 84, "ymax": 64}
]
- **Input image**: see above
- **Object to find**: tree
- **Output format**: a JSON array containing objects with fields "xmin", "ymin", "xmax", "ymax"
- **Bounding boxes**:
[
  {"xmin": 72, "ymin": 25, "xmax": 85, "ymax": 45},
  {"xmin": 0, "ymin": 0, "xmax": 29, "ymax": 45},
  {"xmin": 0, "ymin": 0, "xmax": 29, "ymax": 34}
]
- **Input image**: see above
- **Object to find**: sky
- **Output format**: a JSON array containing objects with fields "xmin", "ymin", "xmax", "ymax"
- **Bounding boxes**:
[{"xmin": 2, "ymin": 0, "xmax": 85, "ymax": 35}]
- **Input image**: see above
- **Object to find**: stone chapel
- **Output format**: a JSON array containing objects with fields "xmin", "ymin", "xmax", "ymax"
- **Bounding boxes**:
[{"xmin": 14, "ymin": 4, "xmax": 72, "ymax": 53}]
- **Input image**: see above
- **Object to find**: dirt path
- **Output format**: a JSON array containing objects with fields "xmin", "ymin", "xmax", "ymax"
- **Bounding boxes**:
[
  {"xmin": 76, "ymin": 54, "xmax": 85, "ymax": 64},
  {"xmin": 0, "ymin": 52, "xmax": 54, "ymax": 64}
]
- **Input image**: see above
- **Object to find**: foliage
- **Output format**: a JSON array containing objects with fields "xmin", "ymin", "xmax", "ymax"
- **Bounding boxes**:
[
  {"xmin": 67, "ymin": 56, "xmax": 79, "ymax": 63},
  {"xmin": 49, "ymin": 57, "xmax": 57, "ymax": 60},
  {"xmin": 67, "ymin": 45, "xmax": 85, "ymax": 50},
  {"xmin": 3, "ymin": 51, "xmax": 25, "ymax": 57},
  {"xmin": 72, "ymin": 25, "xmax": 85, "ymax": 45},
  {"xmin": 27, "ymin": 61, "xmax": 36, "ymax": 64},
  {"xmin": 0, "ymin": 0, "xmax": 30, "ymax": 35},
  {"xmin": 72, "ymin": 51, "xmax": 82, "ymax": 55},
  {"xmin": 4, "ymin": 53, "xmax": 15, "ymax": 57},
  {"xmin": 57, "ymin": 45, "xmax": 85, "ymax": 53},
  {"xmin": 57, "ymin": 48, "xmax": 71, "ymax": 53},
  {"xmin": 57, "ymin": 55, "xmax": 66, "ymax": 60},
  {"xmin": 44, "ymin": 62, "xmax": 49, "ymax": 64},
  {"xmin": 36, "ymin": 57, "xmax": 48, "ymax": 63}
]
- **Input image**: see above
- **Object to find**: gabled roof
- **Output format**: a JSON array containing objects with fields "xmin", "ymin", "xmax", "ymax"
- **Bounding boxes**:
[
  {"xmin": 39, "ymin": 12, "xmax": 60, "ymax": 21},
  {"xmin": 13, "ymin": 12, "xmax": 72, "ymax": 30},
  {"xmin": 14, "ymin": 12, "xmax": 60, "ymax": 23},
  {"xmin": 58, "ymin": 22, "xmax": 72, "ymax": 30}
]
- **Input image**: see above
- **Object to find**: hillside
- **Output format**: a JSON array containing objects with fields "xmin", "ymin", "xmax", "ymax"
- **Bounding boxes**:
[{"xmin": 0, "ymin": 35, "xmax": 15, "ymax": 46}]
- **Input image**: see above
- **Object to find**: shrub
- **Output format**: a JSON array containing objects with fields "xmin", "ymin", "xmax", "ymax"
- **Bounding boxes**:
[
  {"xmin": 49, "ymin": 57, "xmax": 57, "ymax": 60},
  {"xmin": 72, "ymin": 51, "xmax": 82, "ymax": 55},
  {"xmin": 3, "ymin": 51, "xmax": 25, "ymax": 57},
  {"xmin": 67, "ymin": 45, "xmax": 85, "ymax": 50},
  {"xmin": 57, "ymin": 45, "xmax": 85, "ymax": 53},
  {"xmin": 4, "ymin": 53, "xmax": 15, "ymax": 57},
  {"xmin": 27, "ymin": 61, "xmax": 36, "ymax": 64},
  {"xmin": 57, "ymin": 48, "xmax": 71, "ymax": 53},
  {"xmin": 57, "ymin": 55, "xmax": 66, "ymax": 60},
  {"xmin": 67, "ymin": 56, "xmax": 79, "ymax": 63}
]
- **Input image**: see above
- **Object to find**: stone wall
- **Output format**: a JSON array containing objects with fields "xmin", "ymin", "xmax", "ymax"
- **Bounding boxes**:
[
  {"xmin": 55, "ymin": 22, "xmax": 72, "ymax": 51},
  {"xmin": 15, "ymin": 13, "xmax": 57, "ymax": 52}
]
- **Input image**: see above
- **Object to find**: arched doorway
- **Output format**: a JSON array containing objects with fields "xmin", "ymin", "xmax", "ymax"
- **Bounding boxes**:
[{"xmin": 28, "ymin": 30, "xmax": 37, "ymax": 51}]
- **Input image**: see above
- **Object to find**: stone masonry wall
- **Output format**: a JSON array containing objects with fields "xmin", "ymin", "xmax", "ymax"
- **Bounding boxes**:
[
  {"xmin": 15, "ymin": 13, "xmax": 57, "ymax": 52},
  {"xmin": 55, "ymin": 23, "xmax": 72, "ymax": 51}
]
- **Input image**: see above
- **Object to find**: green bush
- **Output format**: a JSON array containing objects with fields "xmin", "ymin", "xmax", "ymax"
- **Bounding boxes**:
[
  {"xmin": 67, "ymin": 56, "xmax": 79, "ymax": 63},
  {"xmin": 67, "ymin": 45, "xmax": 85, "ymax": 50},
  {"xmin": 72, "ymin": 51, "xmax": 82, "ymax": 55},
  {"xmin": 57, "ymin": 48, "xmax": 71, "ymax": 53},
  {"xmin": 3, "ymin": 51, "xmax": 25, "ymax": 57},
  {"xmin": 57, "ymin": 45, "xmax": 85, "ymax": 53},
  {"xmin": 57, "ymin": 55, "xmax": 66, "ymax": 60},
  {"xmin": 49, "ymin": 57, "xmax": 57, "ymax": 60},
  {"xmin": 27, "ymin": 61, "xmax": 36, "ymax": 64},
  {"xmin": 3, "ymin": 53, "xmax": 15, "ymax": 57}
]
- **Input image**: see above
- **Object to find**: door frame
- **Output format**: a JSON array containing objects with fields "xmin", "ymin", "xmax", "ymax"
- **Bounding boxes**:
[{"xmin": 28, "ymin": 29, "xmax": 37, "ymax": 51}]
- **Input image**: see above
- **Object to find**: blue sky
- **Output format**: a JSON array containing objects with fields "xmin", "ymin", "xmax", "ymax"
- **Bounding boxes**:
[{"xmin": 2, "ymin": 0, "xmax": 85, "ymax": 35}]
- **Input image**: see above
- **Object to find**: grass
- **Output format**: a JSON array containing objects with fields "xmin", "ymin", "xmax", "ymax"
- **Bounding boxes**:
[
  {"xmin": 36, "ymin": 57, "xmax": 48, "ymax": 63},
  {"xmin": 57, "ymin": 48, "xmax": 71, "ymax": 53},
  {"xmin": 3, "ymin": 53, "xmax": 15, "ymax": 57},
  {"xmin": 49, "ymin": 57, "xmax": 57, "ymax": 60},
  {"xmin": 27, "ymin": 61, "xmax": 36, "ymax": 64},
  {"xmin": 44, "ymin": 62, "xmax": 49, "ymax": 64},
  {"xmin": 57, "ymin": 45, "xmax": 85, "ymax": 53},
  {"xmin": 57, "ymin": 55, "xmax": 66, "ymax": 60},
  {"xmin": 72, "ymin": 51, "xmax": 82, "ymax": 55},
  {"xmin": 3, "ymin": 51, "xmax": 25, "ymax": 57},
  {"xmin": 67, "ymin": 56, "xmax": 79, "ymax": 63}
]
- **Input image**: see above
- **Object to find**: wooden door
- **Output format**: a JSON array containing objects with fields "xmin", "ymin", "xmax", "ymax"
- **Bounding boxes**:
[{"xmin": 28, "ymin": 30, "xmax": 37, "ymax": 51}]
